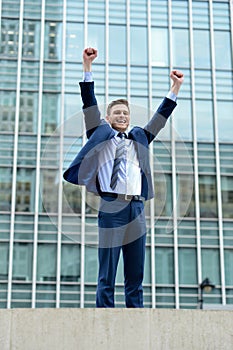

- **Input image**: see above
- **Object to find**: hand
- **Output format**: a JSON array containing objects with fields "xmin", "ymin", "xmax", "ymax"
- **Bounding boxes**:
[
  {"xmin": 83, "ymin": 48, "xmax": 98, "ymax": 72},
  {"xmin": 170, "ymin": 70, "xmax": 184, "ymax": 96}
]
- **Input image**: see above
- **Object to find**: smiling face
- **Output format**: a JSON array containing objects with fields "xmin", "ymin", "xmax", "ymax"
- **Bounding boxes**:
[{"xmin": 106, "ymin": 103, "xmax": 130, "ymax": 132}]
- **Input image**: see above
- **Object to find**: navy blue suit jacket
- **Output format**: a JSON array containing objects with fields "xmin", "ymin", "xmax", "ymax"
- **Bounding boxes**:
[{"xmin": 63, "ymin": 82, "xmax": 177, "ymax": 200}]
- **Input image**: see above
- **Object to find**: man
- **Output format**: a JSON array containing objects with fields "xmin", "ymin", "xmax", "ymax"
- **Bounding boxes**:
[{"xmin": 63, "ymin": 47, "xmax": 184, "ymax": 308}]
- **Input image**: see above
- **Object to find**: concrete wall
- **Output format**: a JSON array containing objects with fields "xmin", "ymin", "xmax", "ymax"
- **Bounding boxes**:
[{"xmin": 0, "ymin": 308, "xmax": 233, "ymax": 350}]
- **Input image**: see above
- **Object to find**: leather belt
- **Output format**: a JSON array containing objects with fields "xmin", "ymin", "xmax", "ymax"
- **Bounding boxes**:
[{"xmin": 100, "ymin": 192, "xmax": 145, "ymax": 201}]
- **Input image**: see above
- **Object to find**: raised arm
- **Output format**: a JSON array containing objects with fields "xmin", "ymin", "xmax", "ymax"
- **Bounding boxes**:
[
  {"xmin": 144, "ymin": 70, "xmax": 184, "ymax": 143},
  {"xmin": 79, "ymin": 48, "xmax": 101, "ymax": 138}
]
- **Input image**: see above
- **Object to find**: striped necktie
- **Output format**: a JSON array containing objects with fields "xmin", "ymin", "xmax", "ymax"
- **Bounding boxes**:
[{"xmin": 110, "ymin": 132, "xmax": 126, "ymax": 190}]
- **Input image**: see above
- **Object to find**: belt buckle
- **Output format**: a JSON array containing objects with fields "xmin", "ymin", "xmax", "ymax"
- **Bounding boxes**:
[{"xmin": 124, "ymin": 194, "xmax": 132, "ymax": 201}]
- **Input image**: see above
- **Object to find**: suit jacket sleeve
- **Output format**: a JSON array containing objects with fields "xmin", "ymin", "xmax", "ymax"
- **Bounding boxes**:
[
  {"xmin": 79, "ymin": 81, "xmax": 102, "ymax": 138},
  {"xmin": 144, "ymin": 97, "xmax": 177, "ymax": 144}
]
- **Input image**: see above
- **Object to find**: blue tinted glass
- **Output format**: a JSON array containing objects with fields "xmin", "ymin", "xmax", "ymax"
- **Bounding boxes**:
[
  {"xmin": 109, "ymin": 25, "xmax": 126, "ymax": 64},
  {"xmin": 193, "ymin": 30, "xmax": 211, "ymax": 69},
  {"xmin": 87, "ymin": 24, "xmax": 105, "ymax": 63},
  {"xmin": 196, "ymin": 100, "xmax": 214, "ymax": 142},
  {"xmin": 130, "ymin": 26, "xmax": 147, "ymax": 65},
  {"xmin": 66, "ymin": 23, "xmax": 84, "ymax": 62},
  {"xmin": 155, "ymin": 248, "xmax": 174, "ymax": 284},
  {"xmin": 151, "ymin": 28, "xmax": 168, "ymax": 67},
  {"xmin": 217, "ymin": 101, "xmax": 233, "ymax": 142},
  {"xmin": 179, "ymin": 248, "xmax": 197, "ymax": 284},
  {"xmin": 172, "ymin": 29, "xmax": 190, "ymax": 68},
  {"xmin": 214, "ymin": 31, "xmax": 232, "ymax": 70},
  {"xmin": 174, "ymin": 99, "xmax": 192, "ymax": 141},
  {"xmin": 202, "ymin": 248, "xmax": 220, "ymax": 285}
]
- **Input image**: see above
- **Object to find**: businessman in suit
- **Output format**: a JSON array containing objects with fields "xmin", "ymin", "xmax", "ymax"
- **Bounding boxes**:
[{"xmin": 64, "ymin": 47, "xmax": 184, "ymax": 308}]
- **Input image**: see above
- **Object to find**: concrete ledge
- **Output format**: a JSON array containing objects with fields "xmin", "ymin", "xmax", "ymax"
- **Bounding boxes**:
[{"xmin": 0, "ymin": 308, "xmax": 233, "ymax": 350}]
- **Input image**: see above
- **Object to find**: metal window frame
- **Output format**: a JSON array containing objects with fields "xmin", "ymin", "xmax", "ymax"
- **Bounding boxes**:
[
  {"xmin": 188, "ymin": 0, "xmax": 202, "ymax": 299},
  {"xmin": 7, "ymin": 0, "xmax": 25, "ymax": 309},
  {"xmin": 209, "ymin": 0, "xmax": 226, "ymax": 305},
  {"xmin": 31, "ymin": 0, "xmax": 46, "ymax": 309},
  {"xmin": 168, "ymin": 0, "xmax": 180, "ymax": 310}
]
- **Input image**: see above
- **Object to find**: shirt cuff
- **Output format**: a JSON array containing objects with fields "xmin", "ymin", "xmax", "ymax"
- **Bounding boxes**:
[
  {"xmin": 166, "ymin": 91, "xmax": 177, "ymax": 102},
  {"xmin": 83, "ymin": 71, "xmax": 93, "ymax": 82}
]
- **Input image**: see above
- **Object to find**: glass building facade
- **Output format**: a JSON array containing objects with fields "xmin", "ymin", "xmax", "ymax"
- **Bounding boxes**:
[{"xmin": 0, "ymin": 0, "xmax": 233, "ymax": 309}]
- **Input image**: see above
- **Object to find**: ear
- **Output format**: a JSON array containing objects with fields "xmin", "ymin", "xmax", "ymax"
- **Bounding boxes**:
[{"xmin": 105, "ymin": 115, "xmax": 110, "ymax": 122}]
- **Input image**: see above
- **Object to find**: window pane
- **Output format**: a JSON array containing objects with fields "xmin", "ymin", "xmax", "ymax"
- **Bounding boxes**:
[
  {"xmin": 193, "ymin": 30, "xmax": 211, "ymax": 69},
  {"xmin": 179, "ymin": 248, "xmax": 197, "ymax": 284},
  {"xmin": 214, "ymin": 31, "xmax": 232, "ymax": 70},
  {"xmin": 199, "ymin": 175, "xmax": 217, "ymax": 218},
  {"xmin": 0, "ymin": 243, "xmax": 9, "ymax": 280},
  {"xmin": 224, "ymin": 250, "xmax": 233, "ymax": 286},
  {"xmin": 174, "ymin": 99, "xmax": 192, "ymax": 141},
  {"xmin": 217, "ymin": 101, "xmax": 233, "ymax": 142},
  {"xmin": 151, "ymin": 28, "xmax": 168, "ymax": 67},
  {"xmin": 172, "ymin": 29, "xmax": 190, "ymax": 68},
  {"xmin": 155, "ymin": 248, "xmax": 174, "ymax": 284},
  {"xmin": 130, "ymin": 26, "xmax": 147, "ymax": 65},
  {"xmin": 37, "ymin": 244, "xmax": 57, "ymax": 281},
  {"xmin": 221, "ymin": 176, "xmax": 233, "ymax": 219},
  {"xmin": 61, "ymin": 244, "xmax": 80, "ymax": 282},
  {"xmin": 44, "ymin": 22, "xmax": 62, "ymax": 60},
  {"xmin": 85, "ymin": 246, "xmax": 98, "ymax": 283},
  {"xmin": 202, "ymin": 248, "xmax": 220, "ymax": 285},
  {"xmin": 66, "ymin": 23, "xmax": 83, "ymax": 62},
  {"xmin": 13, "ymin": 243, "xmax": 33, "ymax": 281},
  {"xmin": 195, "ymin": 100, "xmax": 214, "ymax": 142},
  {"xmin": 109, "ymin": 25, "xmax": 126, "ymax": 64}
]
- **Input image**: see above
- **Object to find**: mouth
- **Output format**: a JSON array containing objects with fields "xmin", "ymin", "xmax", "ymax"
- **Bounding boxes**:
[{"xmin": 115, "ymin": 119, "xmax": 127, "ymax": 124}]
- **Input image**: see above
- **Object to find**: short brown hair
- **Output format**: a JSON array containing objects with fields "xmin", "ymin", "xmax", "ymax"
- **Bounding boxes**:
[{"xmin": 107, "ymin": 99, "xmax": 130, "ymax": 116}]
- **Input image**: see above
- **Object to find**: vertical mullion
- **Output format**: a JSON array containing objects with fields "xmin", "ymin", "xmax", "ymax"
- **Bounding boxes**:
[
  {"xmin": 147, "ymin": 0, "xmax": 156, "ymax": 309},
  {"xmin": 188, "ymin": 0, "xmax": 202, "ymax": 293},
  {"xmin": 126, "ymin": 0, "xmax": 130, "ymax": 101},
  {"xmin": 31, "ymin": 0, "xmax": 46, "ymax": 309},
  {"xmin": 80, "ymin": 0, "xmax": 89, "ymax": 309},
  {"xmin": 168, "ymin": 0, "xmax": 179, "ymax": 310},
  {"xmin": 7, "ymin": 0, "xmax": 24, "ymax": 309},
  {"xmin": 56, "ymin": 0, "xmax": 67, "ymax": 308},
  {"xmin": 209, "ymin": 0, "xmax": 226, "ymax": 305}
]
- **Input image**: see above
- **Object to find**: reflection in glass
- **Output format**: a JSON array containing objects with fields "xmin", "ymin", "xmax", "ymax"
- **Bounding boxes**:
[
  {"xmin": 221, "ymin": 176, "xmax": 233, "ymax": 219},
  {"xmin": 0, "ymin": 243, "xmax": 9, "ymax": 280},
  {"xmin": 40, "ymin": 169, "xmax": 59, "ymax": 213},
  {"xmin": 154, "ymin": 173, "xmax": 172, "ymax": 217},
  {"xmin": 179, "ymin": 248, "xmax": 197, "ymax": 284},
  {"xmin": 202, "ymin": 248, "xmax": 220, "ymax": 284},
  {"xmin": 199, "ymin": 175, "xmax": 217, "ymax": 218},
  {"xmin": 0, "ymin": 19, "xmax": 19, "ymax": 57},
  {"xmin": 37, "ymin": 244, "xmax": 57, "ymax": 281},
  {"xmin": 66, "ymin": 23, "xmax": 84, "ymax": 62},
  {"xmin": 0, "ymin": 91, "xmax": 16, "ymax": 132},
  {"xmin": 44, "ymin": 22, "xmax": 62, "ymax": 60},
  {"xmin": 155, "ymin": 248, "xmax": 174, "ymax": 284},
  {"xmin": 42, "ymin": 93, "xmax": 60, "ymax": 134},
  {"xmin": 16, "ymin": 168, "xmax": 35, "ymax": 212},
  {"xmin": 19, "ymin": 92, "xmax": 38, "ymax": 133},
  {"xmin": 61, "ymin": 244, "xmax": 80, "ymax": 282},
  {"xmin": 22, "ymin": 21, "xmax": 40, "ymax": 59},
  {"xmin": 13, "ymin": 243, "xmax": 33, "ymax": 281}
]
